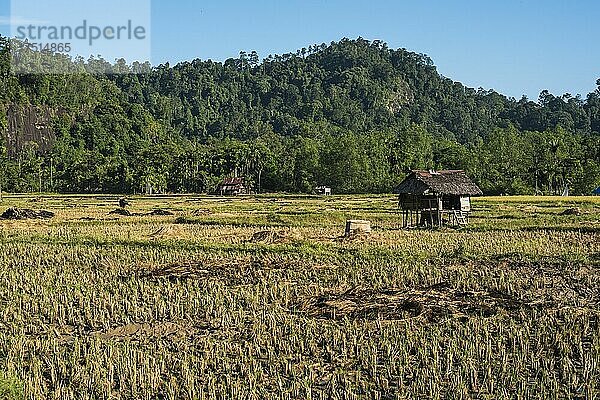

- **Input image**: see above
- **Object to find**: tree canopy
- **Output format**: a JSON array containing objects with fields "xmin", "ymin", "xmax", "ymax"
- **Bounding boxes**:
[{"xmin": 1, "ymin": 36, "xmax": 599, "ymax": 194}]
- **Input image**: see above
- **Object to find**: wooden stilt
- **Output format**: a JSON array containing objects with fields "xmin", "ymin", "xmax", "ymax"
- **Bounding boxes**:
[
  {"xmin": 437, "ymin": 195, "xmax": 442, "ymax": 227},
  {"xmin": 428, "ymin": 198, "xmax": 433, "ymax": 227}
]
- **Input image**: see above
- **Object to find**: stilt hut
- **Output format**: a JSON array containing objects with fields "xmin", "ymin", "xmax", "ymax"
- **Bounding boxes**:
[
  {"xmin": 396, "ymin": 170, "xmax": 483, "ymax": 227},
  {"xmin": 217, "ymin": 177, "xmax": 249, "ymax": 196}
]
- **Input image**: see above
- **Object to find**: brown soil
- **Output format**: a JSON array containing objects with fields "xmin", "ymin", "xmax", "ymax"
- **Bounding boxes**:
[
  {"xmin": 108, "ymin": 208, "xmax": 170, "ymax": 217},
  {"xmin": 148, "ymin": 225, "xmax": 181, "ymax": 239},
  {"xmin": 296, "ymin": 283, "xmax": 533, "ymax": 322},
  {"xmin": 192, "ymin": 209, "xmax": 212, "ymax": 216},
  {"xmin": 297, "ymin": 256, "xmax": 600, "ymax": 322},
  {"xmin": 561, "ymin": 207, "xmax": 582, "ymax": 216},
  {"xmin": 108, "ymin": 208, "xmax": 132, "ymax": 216},
  {"xmin": 138, "ymin": 258, "xmax": 287, "ymax": 285},
  {"xmin": 147, "ymin": 209, "xmax": 174, "ymax": 216},
  {"xmin": 39, "ymin": 320, "xmax": 218, "ymax": 344},
  {"xmin": 0, "ymin": 207, "xmax": 54, "ymax": 220},
  {"xmin": 250, "ymin": 230, "xmax": 300, "ymax": 244},
  {"xmin": 336, "ymin": 231, "xmax": 370, "ymax": 243},
  {"xmin": 91, "ymin": 322, "xmax": 199, "ymax": 342}
]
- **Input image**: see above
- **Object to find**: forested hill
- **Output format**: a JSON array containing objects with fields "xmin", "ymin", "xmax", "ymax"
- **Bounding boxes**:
[{"xmin": 1, "ymin": 36, "xmax": 599, "ymax": 194}]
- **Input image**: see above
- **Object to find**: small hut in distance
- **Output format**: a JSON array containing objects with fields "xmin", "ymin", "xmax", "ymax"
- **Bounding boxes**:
[
  {"xmin": 315, "ymin": 186, "xmax": 332, "ymax": 196},
  {"xmin": 217, "ymin": 177, "xmax": 249, "ymax": 196},
  {"xmin": 396, "ymin": 170, "xmax": 483, "ymax": 227}
]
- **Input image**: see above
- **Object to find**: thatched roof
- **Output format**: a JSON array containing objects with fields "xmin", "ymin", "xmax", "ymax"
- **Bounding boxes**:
[
  {"xmin": 219, "ymin": 177, "xmax": 245, "ymax": 187},
  {"xmin": 396, "ymin": 170, "xmax": 483, "ymax": 196}
]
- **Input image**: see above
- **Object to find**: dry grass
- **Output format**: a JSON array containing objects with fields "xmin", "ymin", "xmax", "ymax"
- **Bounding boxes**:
[{"xmin": 0, "ymin": 194, "xmax": 598, "ymax": 399}]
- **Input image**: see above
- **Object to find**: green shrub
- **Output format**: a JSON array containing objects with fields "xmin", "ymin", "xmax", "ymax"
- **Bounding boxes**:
[{"xmin": 0, "ymin": 372, "xmax": 23, "ymax": 400}]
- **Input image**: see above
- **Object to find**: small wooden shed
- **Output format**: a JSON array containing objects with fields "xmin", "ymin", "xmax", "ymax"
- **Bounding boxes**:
[
  {"xmin": 396, "ymin": 170, "xmax": 483, "ymax": 227},
  {"xmin": 217, "ymin": 177, "xmax": 249, "ymax": 196}
]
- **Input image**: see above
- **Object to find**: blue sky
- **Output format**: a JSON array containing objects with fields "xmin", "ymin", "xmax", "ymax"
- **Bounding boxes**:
[{"xmin": 2, "ymin": 0, "xmax": 599, "ymax": 99}]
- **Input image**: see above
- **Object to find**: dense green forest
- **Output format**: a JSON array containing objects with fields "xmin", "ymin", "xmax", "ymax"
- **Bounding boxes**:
[{"xmin": 1, "ymin": 36, "xmax": 599, "ymax": 194}]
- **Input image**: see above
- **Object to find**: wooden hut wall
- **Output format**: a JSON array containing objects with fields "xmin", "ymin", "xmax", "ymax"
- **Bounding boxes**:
[{"xmin": 460, "ymin": 196, "xmax": 471, "ymax": 211}]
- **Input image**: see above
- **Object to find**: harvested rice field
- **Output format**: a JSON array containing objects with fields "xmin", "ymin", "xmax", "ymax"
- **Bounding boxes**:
[{"xmin": 0, "ymin": 194, "xmax": 599, "ymax": 399}]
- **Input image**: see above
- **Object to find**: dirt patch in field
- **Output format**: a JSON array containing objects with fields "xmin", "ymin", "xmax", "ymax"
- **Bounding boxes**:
[
  {"xmin": 108, "ymin": 208, "xmax": 132, "ymax": 216},
  {"xmin": 0, "ymin": 207, "xmax": 54, "ymax": 220},
  {"xmin": 192, "ymin": 209, "xmax": 212, "ymax": 216},
  {"xmin": 147, "ymin": 209, "xmax": 175, "ymax": 216},
  {"xmin": 335, "ymin": 231, "xmax": 371, "ymax": 243},
  {"xmin": 91, "ymin": 322, "xmax": 201, "ymax": 342},
  {"xmin": 108, "ymin": 208, "xmax": 173, "ymax": 217},
  {"xmin": 148, "ymin": 225, "xmax": 182, "ymax": 239},
  {"xmin": 493, "ymin": 214, "xmax": 519, "ymax": 220},
  {"xmin": 174, "ymin": 216, "xmax": 195, "ymax": 224},
  {"xmin": 138, "ymin": 258, "xmax": 287, "ymax": 285},
  {"xmin": 41, "ymin": 321, "xmax": 218, "ymax": 343},
  {"xmin": 249, "ymin": 230, "xmax": 301, "ymax": 244},
  {"xmin": 296, "ymin": 283, "xmax": 537, "ymax": 322},
  {"xmin": 560, "ymin": 207, "xmax": 582, "ymax": 216}
]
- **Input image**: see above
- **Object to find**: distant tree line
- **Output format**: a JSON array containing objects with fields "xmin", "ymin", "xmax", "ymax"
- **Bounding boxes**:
[{"xmin": 1, "ymin": 36, "xmax": 599, "ymax": 195}]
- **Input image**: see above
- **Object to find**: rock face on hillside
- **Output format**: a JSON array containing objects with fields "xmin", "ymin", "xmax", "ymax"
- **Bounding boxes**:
[{"xmin": 2, "ymin": 104, "xmax": 56, "ymax": 157}]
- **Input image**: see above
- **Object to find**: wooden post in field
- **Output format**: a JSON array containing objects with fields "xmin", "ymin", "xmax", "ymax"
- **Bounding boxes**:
[{"xmin": 345, "ymin": 220, "xmax": 371, "ymax": 236}]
